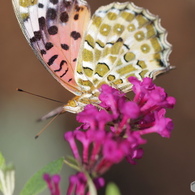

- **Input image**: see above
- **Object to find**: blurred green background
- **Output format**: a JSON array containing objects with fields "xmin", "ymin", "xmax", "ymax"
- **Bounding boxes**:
[{"xmin": 1, "ymin": 0, "xmax": 195, "ymax": 194}]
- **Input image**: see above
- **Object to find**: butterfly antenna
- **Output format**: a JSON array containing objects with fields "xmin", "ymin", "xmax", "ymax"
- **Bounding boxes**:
[
  {"xmin": 16, "ymin": 88, "xmax": 64, "ymax": 103},
  {"xmin": 35, "ymin": 112, "xmax": 61, "ymax": 139}
]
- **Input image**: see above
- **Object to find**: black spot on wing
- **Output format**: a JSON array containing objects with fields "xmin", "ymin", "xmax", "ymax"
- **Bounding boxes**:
[
  {"xmin": 63, "ymin": 1, "xmax": 71, "ymax": 8},
  {"xmin": 96, "ymin": 41, "xmax": 104, "ymax": 48},
  {"xmin": 23, "ymin": 16, "xmax": 29, "ymax": 22},
  {"xmin": 54, "ymin": 60, "xmax": 67, "ymax": 72},
  {"xmin": 45, "ymin": 42, "xmax": 53, "ymax": 50},
  {"xmin": 38, "ymin": 3, "xmax": 44, "ymax": 8},
  {"xmin": 60, "ymin": 12, "xmax": 69, "ymax": 23},
  {"xmin": 60, "ymin": 68, "xmax": 69, "ymax": 78},
  {"xmin": 106, "ymin": 42, "xmax": 114, "ymax": 46},
  {"xmin": 116, "ymin": 37, "xmax": 123, "ymax": 42},
  {"xmin": 46, "ymin": 8, "xmax": 57, "ymax": 20},
  {"xmin": 41, "ymin": 50, "xmax": 46, "ymax": 55},
  {"xmin": 50, "ymin": 0, "xmax": 58, "ymax": 4},
  {"xmin": 48, "ymin": 26, "xmax": 58, "ymax": 35},
  {"xmin": 34, "ymin": 31, "xmax": 42, "ymax": 40},
  {"xmin": 61, "ymin": 44, "xmax": 69, "ymax": 50},
  {"xmin": 48, "ymin": 55, "xmax": 58, "ymax": 66},
  {"xmin": 136, "ymin": 60, "xmax": 141, "ymax": 68},
  {"xmin": 123, "ymin": 43, "xmax": 130, "ymax": 50},
  {"xmin": 30, "ymin": 31, "xmax": 42, "ymax": 43},
  {"xmin": 75, "ymin": 5, "xmax": 81, "ymax": 12},
  {"xmin": 74, "ymin": 14, "xmax": 79, "ymax": 20},
  {"xmin": 39, "ymin": 17, "xmax": 46, "ymax": 29},
  {"xmin": 60, "ymin": 60, "xmax": 67, "ymax": 66},
  {"xmin": 68, "ymin": 78, "xmax": 73, "ymax": 82},
  {"xmin": 85, "ymin": 40, "xmax": 94, "ymax": 49},
  {"xmin": 73, "ymin": 58, "xmax": 77, "ymax": 62},
  {"xmin": 30, "ymin": 37, "xmax": 36, "ymax": 43},
  {"xmin": 157, "ymin": 59, "xmax": 165, "ymax": 67},
  {"xmin": 71, "ymin": 31, "xmax": 81, "ymax": 40}
]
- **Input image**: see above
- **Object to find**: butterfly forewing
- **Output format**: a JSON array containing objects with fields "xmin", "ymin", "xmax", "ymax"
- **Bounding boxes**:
[
  {"xmin": 12, "ymin": 0, "xmax": 90, "ymax": 95},
  {"xmin": 76, "ymin": 2, "xmax": 172, "ymax": 93}
]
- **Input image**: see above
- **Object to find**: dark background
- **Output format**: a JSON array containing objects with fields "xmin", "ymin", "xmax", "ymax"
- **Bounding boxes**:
[{"xmin": 1, "ymin": 0, "xmax": 195, "ymax": 194}]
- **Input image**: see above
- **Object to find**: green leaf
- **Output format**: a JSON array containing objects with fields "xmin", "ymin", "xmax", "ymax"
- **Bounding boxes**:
[
  {"xmin": 0, "ymin": 152, "xmax": 6, "ymax": 168},
  {"xmin": 20, "ymin": 157, "xmax": 64, "ymax": 195},
  {"xmin": 105, "ymin": 182, "xmax": 121, "ymax": 195},
  {"xmin": 0, "ymin": 152, "xmax": 6, "ymax": 192}
]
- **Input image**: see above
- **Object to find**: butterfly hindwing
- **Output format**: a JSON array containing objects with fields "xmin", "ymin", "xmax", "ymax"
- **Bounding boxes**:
[
  {"xmin": 76, "ymin": 2, "xmax": 172, "ymax": 93},
  {"xmin": 12, "ymin": 0, "xmax": 91, "ymax": 95}
]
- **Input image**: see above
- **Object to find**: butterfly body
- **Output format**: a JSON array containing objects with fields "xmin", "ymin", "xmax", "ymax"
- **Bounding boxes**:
[
  {"xmin": 64, "ymin": 93, "xmax": 99, "ymax": 113},
  {"xmin": 12, "ymin": 0, "xmax": 172, "ymax": 117}
]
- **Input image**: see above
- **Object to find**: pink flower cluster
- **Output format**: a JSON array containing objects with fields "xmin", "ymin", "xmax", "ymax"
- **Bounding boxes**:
[
  {"xmin": 67, "ymin": 172, "xmax": 104, "ymax": 195},
  {"xmin": 44, "ymin": 77, "xmax": 176, "ymax": 195},
  {"xmin": 43, "ymin": 174, "xmax": 61, "ymax": 195}
]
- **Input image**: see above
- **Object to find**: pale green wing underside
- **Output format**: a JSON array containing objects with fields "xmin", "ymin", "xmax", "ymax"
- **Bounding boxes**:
[{"xmin": 76, "ymin": 2, "xmax": 172, "ymax": 93}]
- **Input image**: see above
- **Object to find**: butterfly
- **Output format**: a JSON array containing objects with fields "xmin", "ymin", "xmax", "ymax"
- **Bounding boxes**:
[{"xmin": 12, "ymin": 0, "xmax": 172, "ymax": 120}]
